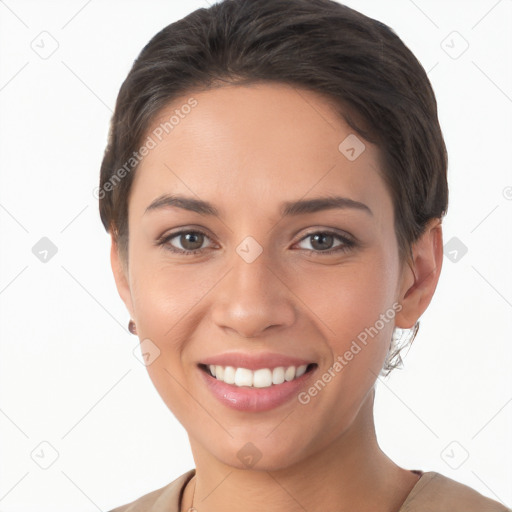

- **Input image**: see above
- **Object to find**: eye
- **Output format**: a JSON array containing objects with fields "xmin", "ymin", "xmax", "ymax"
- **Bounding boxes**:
[
  {"xmin": 157, "ymin": 228, "xmax": 356, "ymax": 256},
  {"xmin": 157, "ymin": 229, "xmax": 213, "ymax": 255},
  {"xmin": 295, "ymin": 230, "xmax": 355, "ymax": 255}
]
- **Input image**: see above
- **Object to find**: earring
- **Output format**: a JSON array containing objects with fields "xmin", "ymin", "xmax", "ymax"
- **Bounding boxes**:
[{"xmin": 128, "ymin": 319, "xmax": 137, "ymax": 335}]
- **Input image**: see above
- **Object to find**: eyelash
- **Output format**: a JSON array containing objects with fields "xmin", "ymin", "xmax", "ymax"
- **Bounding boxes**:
[{"xmin": 156, "ymin": 229, "xmax": 356, "ymax": 256}]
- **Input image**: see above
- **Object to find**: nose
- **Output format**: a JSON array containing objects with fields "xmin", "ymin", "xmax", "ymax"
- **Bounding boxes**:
[{"xmin": 210, "ymin": 249, "xmax": 297, "ymax": 339}]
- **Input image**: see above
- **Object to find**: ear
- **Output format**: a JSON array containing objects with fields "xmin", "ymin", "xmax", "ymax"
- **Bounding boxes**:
[
  {"xmin": 110, "ymin": 234, "xmax": 135, "ymax": 321},
  {"xmin": 394, "ymin": 218, "xmax": 444, "ymax": 329}
]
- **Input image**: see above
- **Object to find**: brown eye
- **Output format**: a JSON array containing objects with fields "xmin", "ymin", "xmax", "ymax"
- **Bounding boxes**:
[
  {"xmin": 159, "ymin": 230, "xmax": 213, "ymax": 255},
  {"xmin": 178, "ymin": 232, "xmax": 205, "ymax": 251},
  {"xmin": 309, "ymin": 233, "xmax": 335, "ymax": 251},
  {"xmin": 296, "ymin": 230, "xmax": 355, "ymax": 255}
]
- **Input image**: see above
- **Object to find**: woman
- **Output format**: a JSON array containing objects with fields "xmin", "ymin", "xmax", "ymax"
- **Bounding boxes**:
[{"xmin": 99, "ymin": 0, "xmax": 509, "ymax": 510}]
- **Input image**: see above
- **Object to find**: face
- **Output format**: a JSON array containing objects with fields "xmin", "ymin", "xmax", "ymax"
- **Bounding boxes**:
[{"xmin": 112, "ymin": 82, "xmax": 424, "ymax": 471}]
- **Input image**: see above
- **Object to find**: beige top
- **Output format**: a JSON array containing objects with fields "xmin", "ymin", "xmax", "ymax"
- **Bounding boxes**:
[{"xmin": 108, "ymin": 469, "xmax": 511, "ymax": 512}]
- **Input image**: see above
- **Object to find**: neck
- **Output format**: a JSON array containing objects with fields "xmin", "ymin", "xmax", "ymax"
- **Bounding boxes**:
[{"xmin": 183, "ymin": 388, "xmax": 419, "ymax": 512}]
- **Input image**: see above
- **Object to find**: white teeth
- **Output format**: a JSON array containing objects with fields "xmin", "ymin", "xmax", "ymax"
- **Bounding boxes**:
[
  {"xmin": 253, "ymin": 368, "xmax": 272, "ymax": 388},
  {"xmin": 205, "ymin": 363, "xmax": 311, "ymax": 387},
  {"xmin": 223, "ymin": 366, "xmax": 236, "ymax": 384},
  {"xmin": 296, "ymin": 364, "xmax": 307, "ymax": 377},
  {"xmin": 235, "ymin": 367, "xmax": 253, "ymax": 387},
  {"xmin": 272, "ymin": 367, "xmax": 285, "ymax": 385},
  {"xmin": 284, "ymin": 366, "xmax": 296, "ymax": 381}
]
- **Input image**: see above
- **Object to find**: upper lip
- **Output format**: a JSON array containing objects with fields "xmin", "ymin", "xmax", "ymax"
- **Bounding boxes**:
[{"xmin": 199, "ymin": 352, "xmax": 315, "ymax": 371}]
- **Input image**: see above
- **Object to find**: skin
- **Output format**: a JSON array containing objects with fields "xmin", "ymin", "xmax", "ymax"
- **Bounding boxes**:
[{"xmin": 111, "ymin": 82, "xmax": 443, "ymax": 512}]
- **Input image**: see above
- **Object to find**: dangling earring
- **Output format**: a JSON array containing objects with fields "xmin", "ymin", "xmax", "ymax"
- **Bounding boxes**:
[{"xmin": 128, "ymin": 319, "xmax": 137, "ymax": 335}]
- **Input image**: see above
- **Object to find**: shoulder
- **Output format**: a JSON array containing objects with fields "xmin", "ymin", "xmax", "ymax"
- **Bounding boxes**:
[
  {"xmin": 107, "ymin": 469, "xmax": 195, "ymax": 512},
  {"xmin": 400, "ymin": 471, "xmax": 511, "ymax": 512}
]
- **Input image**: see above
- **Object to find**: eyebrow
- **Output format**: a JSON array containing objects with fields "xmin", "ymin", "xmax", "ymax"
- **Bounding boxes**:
[{"xmin": 144, "ymin": 193, "xmax": 373, "ymax": 217}]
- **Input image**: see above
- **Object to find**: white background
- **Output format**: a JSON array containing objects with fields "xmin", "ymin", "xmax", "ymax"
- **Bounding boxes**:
[{"xmin": 0, "ymin": 0, "xmax": 511, "ymax": 510}]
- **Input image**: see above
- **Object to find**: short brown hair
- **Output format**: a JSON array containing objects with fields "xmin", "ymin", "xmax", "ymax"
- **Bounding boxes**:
[{"xmin": 99, "ymin": 0, "xmax": 448, "ymax": 373}]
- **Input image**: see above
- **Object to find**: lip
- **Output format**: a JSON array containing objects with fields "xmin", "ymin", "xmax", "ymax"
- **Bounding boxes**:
[
  {"xmin": 198, "ymin": 362, "xmax": 318, "ymax": 412},
  {"xmin": 199, "ymin": 352, "xmax": 314, "ymax": 371}
]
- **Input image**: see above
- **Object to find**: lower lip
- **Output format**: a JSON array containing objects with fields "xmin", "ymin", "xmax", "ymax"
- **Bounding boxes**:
[{"xmin": 198, "ymin": 365, "xmax": 317, "ymax": 412}]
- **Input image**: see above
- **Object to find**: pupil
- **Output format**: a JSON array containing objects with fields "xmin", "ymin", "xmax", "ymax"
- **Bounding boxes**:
[
  {"xmin": 183, "ymin": 232, "xmax": 202, "ymax": 250},
  {"xmin": 312, "ymin": 233, "xmax": 333, "ymax": 250}
]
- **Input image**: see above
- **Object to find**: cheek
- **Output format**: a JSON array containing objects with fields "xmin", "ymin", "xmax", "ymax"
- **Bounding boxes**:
[
  {"xmin": 310, "ymin": 252, "xmax": 398, "ymax": 330},
  {"xmin": 128, "ymin": 241, "xmax": 210, "ymax": 341},
  {"xmin": 293, "ymin": 251, "xmax": 399, "ymax": 428},
  {"xmin": 128, "ymin": 257, "xmax": 203, "ymax": 422},
  {"xmin": 299, "ymin": 246, "xmax": 400, "ymax": 375}
]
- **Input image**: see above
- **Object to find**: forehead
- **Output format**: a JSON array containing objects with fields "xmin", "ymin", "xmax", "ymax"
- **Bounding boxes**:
[{"xmin": 131, "ymin": 82, "xmax": 390, "ymax": 219}]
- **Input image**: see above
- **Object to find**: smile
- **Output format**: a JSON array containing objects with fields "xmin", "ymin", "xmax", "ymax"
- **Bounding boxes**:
[
  {"xmin": 199, "ymin": 363, "xmax": 316, "ymax": 388},
  {"xmin": 197, "ymin": 362, "xmax": 318, "ymax": 412}
]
